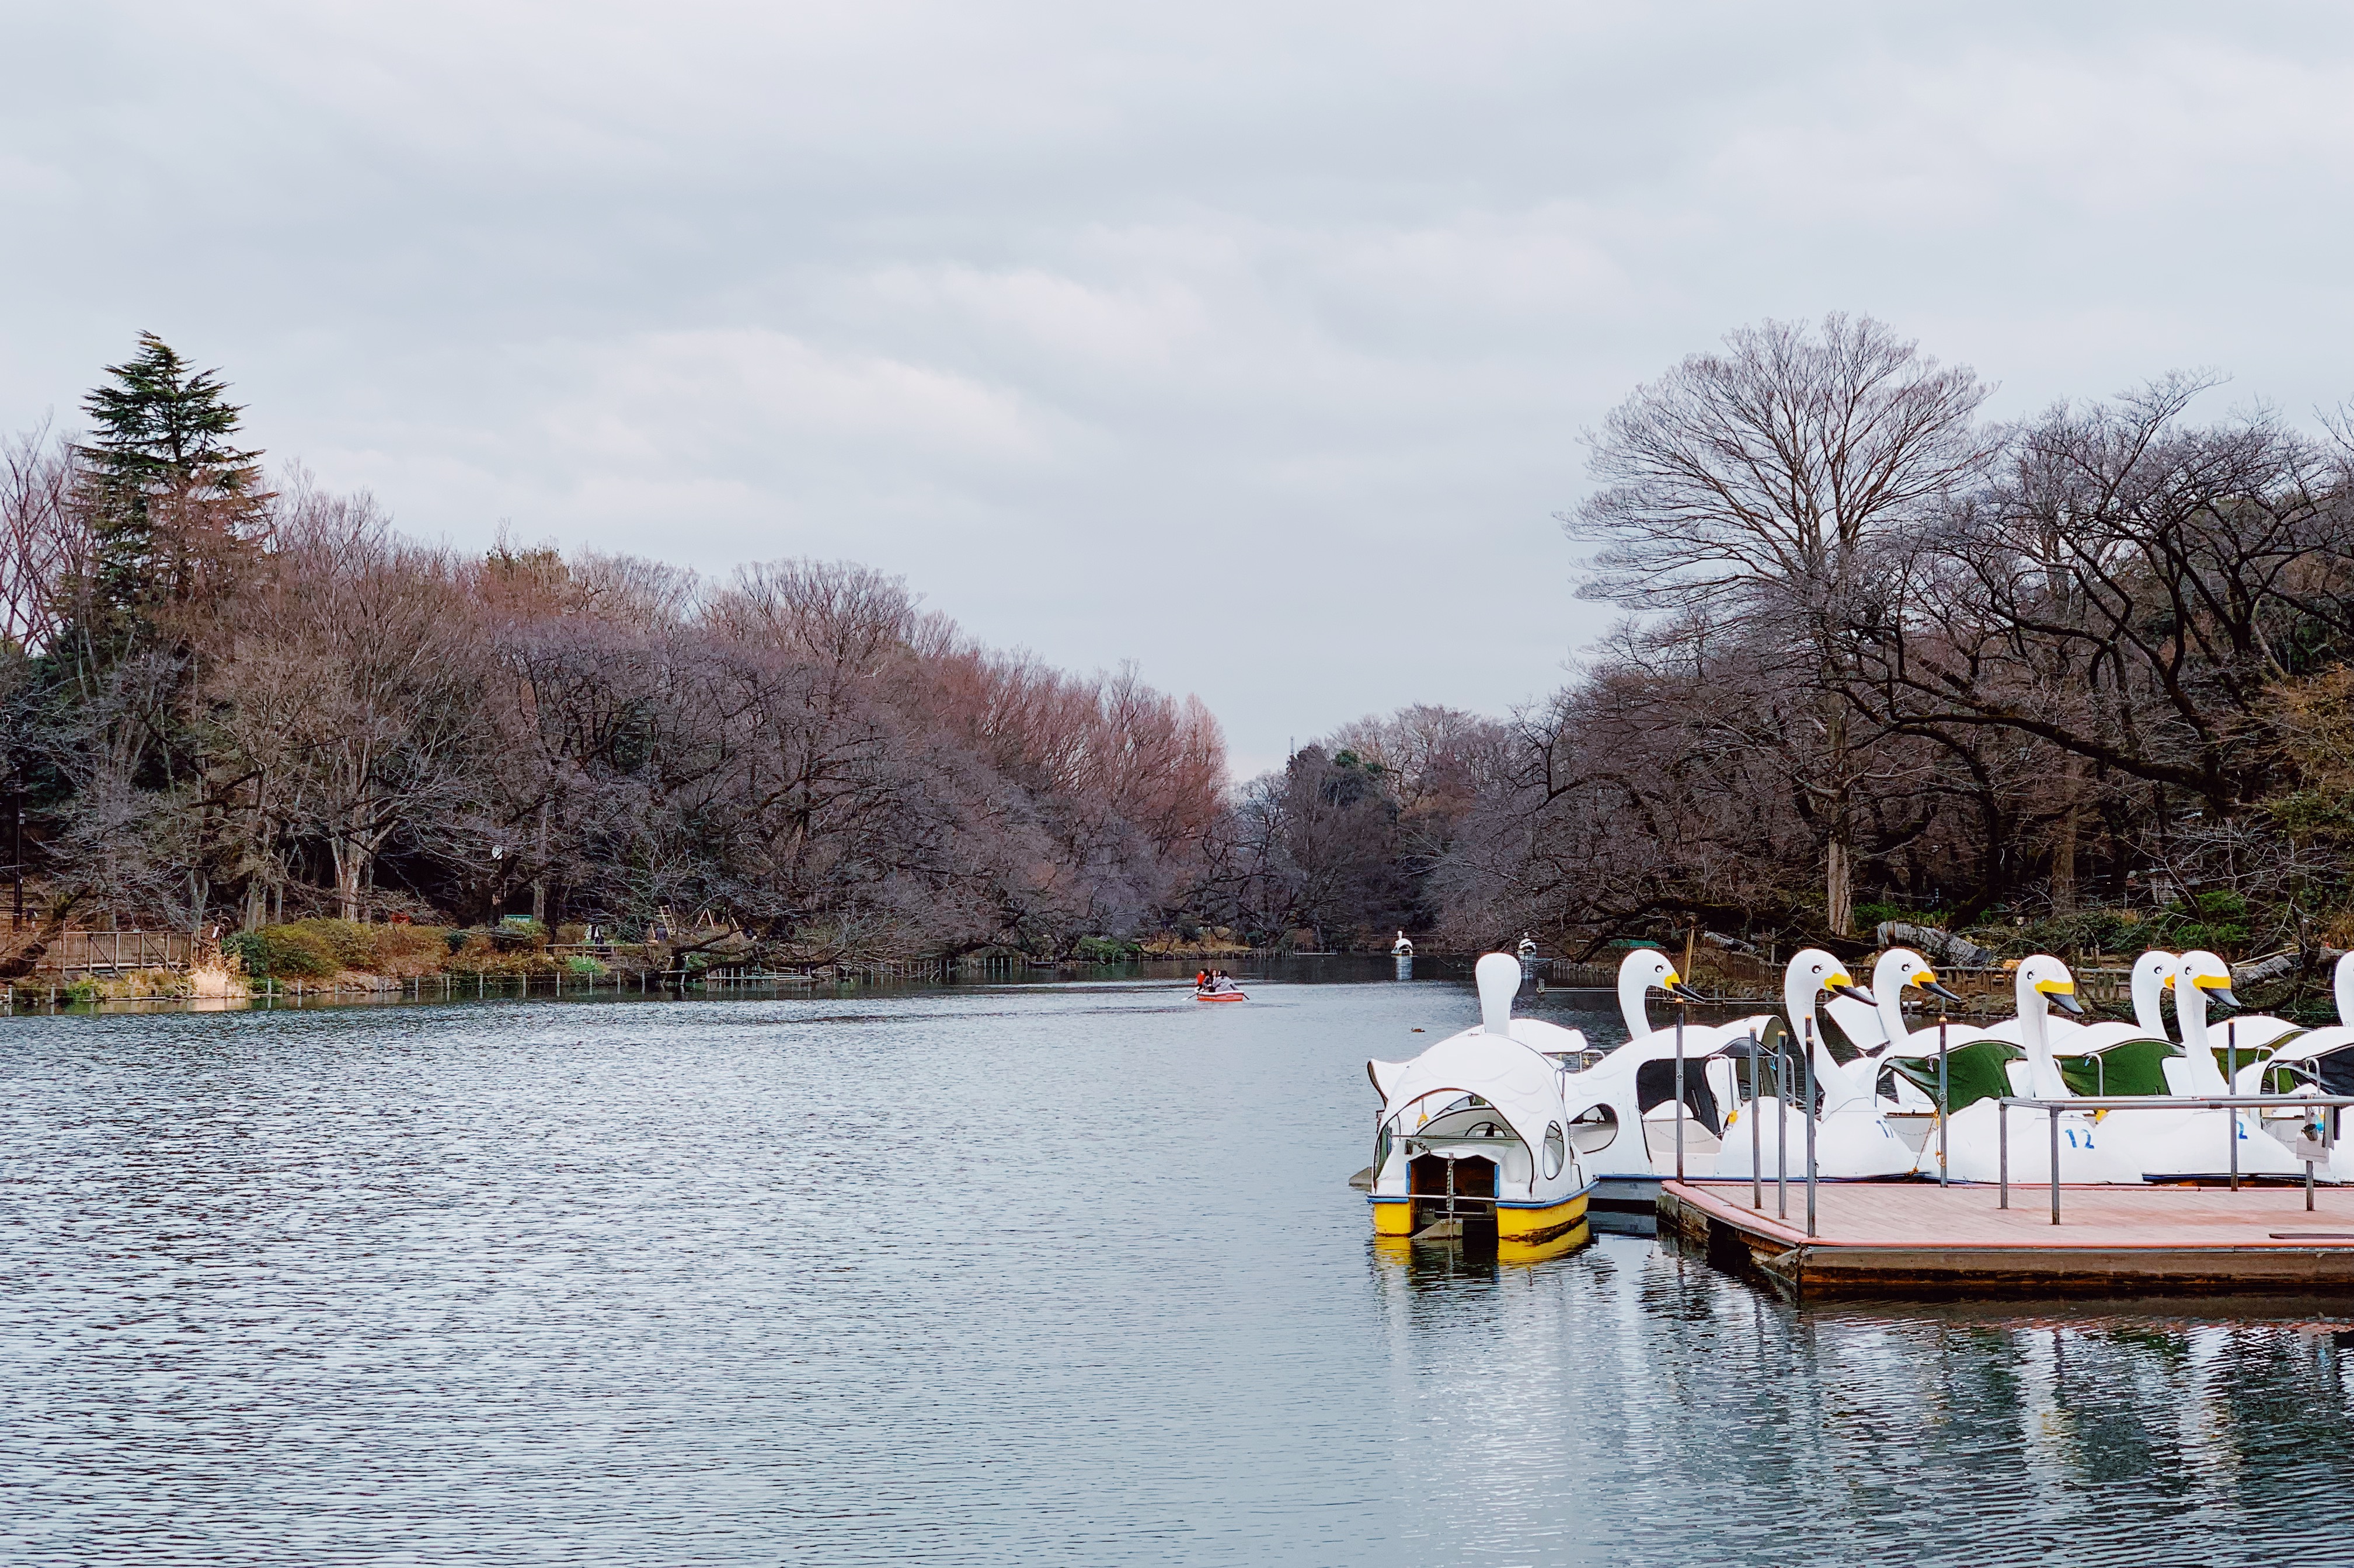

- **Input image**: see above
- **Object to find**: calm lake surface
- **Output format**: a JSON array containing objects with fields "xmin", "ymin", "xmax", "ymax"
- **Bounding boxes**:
[{"xmin": 6, "ymin": 965, "xmax": 2354, "ymax": 1566}]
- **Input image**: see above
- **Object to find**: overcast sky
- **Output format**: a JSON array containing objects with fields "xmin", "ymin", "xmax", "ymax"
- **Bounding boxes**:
[{"xmin": 6, "ymin": 2, "xmax": 2353, "ymax": 773}]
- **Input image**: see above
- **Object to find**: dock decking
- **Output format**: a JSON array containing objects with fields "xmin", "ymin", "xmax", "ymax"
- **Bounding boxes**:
[{"xmin": 1660, "ymin": 1180, "xmax": 2354, "ymax": 1300}]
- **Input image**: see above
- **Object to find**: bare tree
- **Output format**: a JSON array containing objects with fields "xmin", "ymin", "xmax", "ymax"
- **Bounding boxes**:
[{"xmin": 1567, "ymin": 313, "xmax": 1996, "ymax": 932}]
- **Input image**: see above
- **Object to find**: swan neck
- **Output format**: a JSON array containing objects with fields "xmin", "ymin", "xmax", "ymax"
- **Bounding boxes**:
[
  {"xmin": 1782, "ymin": 967, "xmax": 1852, "ymax": 1108},
  {"xmin": 1874, "ymin": 980, "xmax": 1909, "ymax": 1055},
  {"xmin": 1619, "ymin": 966, "xmax": 1652, "ymax": 1043},
  {"xmin": 2016, "ymin": 969, "xmax": 2064, "ymax": 1098},
  {"xmin": 2176, "ymin": 980, "xmax": 2227, "ymax": 1093},
  {"xmin": 2132, "ymin": 963, "xmax": 2168, "ymax": 1039},
  {"xmin": 2338, "ymin": 953, "xmax": 2354, "ymax": 1031}
]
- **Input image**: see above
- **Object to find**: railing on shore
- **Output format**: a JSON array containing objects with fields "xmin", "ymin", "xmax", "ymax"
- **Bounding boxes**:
[
  {"xmin": 20, "ymin": 929, "xmax": 194, "ymax": 977},
  {"xmin": 4, "ymin": 949, "xmax": 1091, "ymax": 1013},
  {"xmin": 1677, "ymin": 953, "xmax": 2132, "ymax": 1015}
]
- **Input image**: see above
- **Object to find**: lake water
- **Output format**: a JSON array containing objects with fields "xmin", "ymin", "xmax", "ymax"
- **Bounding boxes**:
[{"xmin": 6, "ymin": 967, "xmax": 2354, "ymax": 1566}]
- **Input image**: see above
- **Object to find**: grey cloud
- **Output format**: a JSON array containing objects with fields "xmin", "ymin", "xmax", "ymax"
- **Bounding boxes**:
[{"xmin": 6, "ymin": 1, "xmax": 2354, "ymax": 772}]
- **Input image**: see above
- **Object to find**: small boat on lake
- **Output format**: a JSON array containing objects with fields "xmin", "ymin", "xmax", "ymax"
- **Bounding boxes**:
[
  {"xmin": 1195, "ymin": 987, "xmax": 1248, "ymax": 1002},
  {"xmin": 1363, "ymin": 953, "xmax": 1592, "ymax": 1246}
]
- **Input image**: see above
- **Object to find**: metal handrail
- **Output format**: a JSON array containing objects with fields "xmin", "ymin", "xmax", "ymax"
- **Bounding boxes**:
[{"xmin": 1997, "ymin": 1093, "xmax": 2354, "ymax": 1224}]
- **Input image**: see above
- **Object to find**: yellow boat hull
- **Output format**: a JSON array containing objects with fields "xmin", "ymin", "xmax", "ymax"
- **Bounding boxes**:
[{"xmin": 1367, "ymin": 1185, "xmax": 1590, "ymax": 1243}]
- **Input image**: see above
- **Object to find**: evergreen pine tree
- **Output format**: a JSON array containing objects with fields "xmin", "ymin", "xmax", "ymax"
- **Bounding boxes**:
[{"xmin": 74, "ymin": 332, "xmax": 271, "ymax": 630}]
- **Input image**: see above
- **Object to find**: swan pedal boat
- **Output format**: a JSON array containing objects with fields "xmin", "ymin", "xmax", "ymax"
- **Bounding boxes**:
[{"xmin": 1365, "ymin": 954, "xmax": 1593, "ymax": 1248}]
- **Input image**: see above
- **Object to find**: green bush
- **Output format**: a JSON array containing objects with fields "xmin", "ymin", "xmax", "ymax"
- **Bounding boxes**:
[
  {"xmin": 492, "ymin": 918, "xmax": 548, "ymax": 952},
  {"xmin": 1958, "ymin": 906, "xmax": 2151, "ymax": 960},
  {"xmin": 1074, "ymin": 936, "xmax": 1138, "ymax": 963},
  {"xmin": 2153, "ymin": 891, "xmax": 2251, "ymax": 956},
  {"xmin": 566, "ymin": 954, "xmax": 607, "ymax": 975},
  {"xmin": 1854, "ymin": 901, "xmax": 1941, "ymax": 931},
  {"xmin": 224, "ymin": 919, "xmax": 379, "ymax": 978}
]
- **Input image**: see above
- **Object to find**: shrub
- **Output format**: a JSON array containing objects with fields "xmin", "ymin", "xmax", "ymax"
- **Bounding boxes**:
[
  {"xmin": 2153, "ymin": 891, "xmax": 2252, "ymax": 956},
  {"xmin": 1854, "ymin": 901, "xmax": 1940, "ymax": 931},
  {"xmin": 224, "ymin": 925, "xmax": 339, "ymax": 978},
  {"xmin": 368, "ymin": 923, "xmax": 451, "ymax": 971},
  {"xmin": 224, "ymin": 918, "xmax": 437, "ymax": 978},
  {"xmin": 566, "ymin": 954, "xmax": 607, "ymax": 975},
  {"xmin": 1957, "ymin": 905, "xmax": 2153, "ymax": 961},
  {"xmin": 1074, "ymin": 936, "xmax": 1138, "ymax": 963},
  {"xmin": 492, "ymin": 919, "xmax": 548, "ymax": 952}
]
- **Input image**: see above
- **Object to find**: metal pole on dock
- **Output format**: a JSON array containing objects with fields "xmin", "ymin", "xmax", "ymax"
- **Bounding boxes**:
[
  {"xmin": 1937, "ymin": 1013, "xmax": 1949, "ymax": 1189},
  {"xmin": 1775, "ymin": 1044, "xmax": 1788, "ymax": 1220},
  {"xmin": 1998, "ymin": 1101, "xmax": 2009, "ymax": 1209},
  {"xmin": 1749, "ymin": 1036, "xmax": 1762, "ymax": 1211},
  {"xmin": 2227, "ymin": 1018, "xmax": 2240, "ymax": 1193},
  {"xmin": 1803, "ymin": 1016, "xmax": 1817, "ymax": 1239},
  {"xmin": 1673, "ymin": 1001, "xmax": 1687, "ymax": 1183},
  {"xmin": 2049, "ymin": 1107, "xmax": 2061, "ymax": 1225}
]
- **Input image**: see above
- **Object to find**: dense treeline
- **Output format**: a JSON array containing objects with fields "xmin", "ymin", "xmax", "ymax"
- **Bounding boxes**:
[
  {"xmin": 1420, "ymin": 317, "xmax": 2354, "ymax": 968},
  {"xmin": 1, "ymin": 336, "xmax": 1225, "ymax": 961},
  {"xmin": 12, "ymin": 322, "xmax": 2354, "ymax": 974}
]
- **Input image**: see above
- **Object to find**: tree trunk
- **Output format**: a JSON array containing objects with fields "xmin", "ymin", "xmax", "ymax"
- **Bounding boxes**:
[
  {"xmin": 2052, "ymin": 801, "xmax": 2080, "ymax": 914},
  {"xmin": 2050, "ymin": 757, "xmax": 2085, "ymax": 914},
  {"xmin": 334, "ymin": 851, "xmax": 363, "ymax": 922},
  {"xmin": 332, "ymin": 806, "xmax": 368, "ymax": 922},
  {"xmin": 1823, "ymin": 699, "xmax": 1855, "ymax": 936},
  {"xmin": 531, "ymin": 797, "xmax": 550, "ymax": 926}
]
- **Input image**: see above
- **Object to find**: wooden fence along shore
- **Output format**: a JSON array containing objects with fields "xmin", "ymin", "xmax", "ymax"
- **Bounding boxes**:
[
  {"xmin": 21, "ymin": 929, "xmax": 195, "ymax": 977},
  {"xmin": 0, "ymin": 931, "xmax": 2140, "ymax": 1016},
  {"xmin": 1, "ymin": 944, "xmax": 1088, "ymax": 1012}
]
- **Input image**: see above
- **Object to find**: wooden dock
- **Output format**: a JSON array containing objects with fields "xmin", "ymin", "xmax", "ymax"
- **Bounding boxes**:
[{"xmin": 1659, "ymin": 1180, "xmax": 2354, "ymax": 1301}]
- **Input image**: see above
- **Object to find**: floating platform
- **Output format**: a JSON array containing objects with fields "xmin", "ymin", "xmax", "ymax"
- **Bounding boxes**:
[{"xmin": 1659, "ymin": 1179, "xmax": 2354, "ymax": 1301}]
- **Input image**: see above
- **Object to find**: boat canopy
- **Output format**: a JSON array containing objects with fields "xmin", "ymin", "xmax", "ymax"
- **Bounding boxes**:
[{"xmin": 1370, "ymin": 1027, "xmax": 1564, "ymax": 1166}]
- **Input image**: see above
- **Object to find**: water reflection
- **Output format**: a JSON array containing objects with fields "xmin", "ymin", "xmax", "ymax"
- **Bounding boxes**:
[{"xmin": 1364, "ymin": 1223, "xmax": 2354, "ymax": 1566}]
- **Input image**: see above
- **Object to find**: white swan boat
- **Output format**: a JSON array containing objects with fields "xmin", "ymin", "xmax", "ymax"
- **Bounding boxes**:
[
  {"xmin": 1553, "ymin": 948, "xmax": 1743, "ymax": 1224},
  {"xmin": 2235, "ymin": 953, "xmax": 2354, "ymax": 1178},
  {"xmin": 1715, "ymin": 949, "xmax": 1916, "ymax": 1182},
  {"xmin": 1935, "ymin": 956, "xmax": 2129, "ymax": 1184},
  {"xmin": 1364, "ymin": 953, "xmax": 1593, "ymax": 1252},
  {"xmin": 2092, "ymin": 951, "xmax": 2307, "ymax": 1182}
]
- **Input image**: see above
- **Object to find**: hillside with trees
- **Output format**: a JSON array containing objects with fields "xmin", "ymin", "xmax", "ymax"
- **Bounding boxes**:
[
  {"xmin": 1, "ymin": 336, "xmax": 1227, "ymax": 967},
  {"xmin": 1421, "ymin": 316, "xmax": 2354, "ymax": 992},
  {"xmin": 8, "ymin": 321, "xmax": 2354, "ymax": 994}
]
